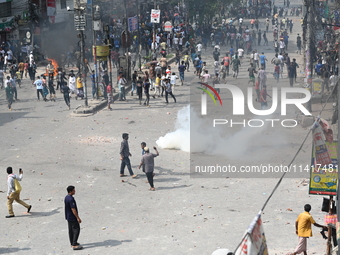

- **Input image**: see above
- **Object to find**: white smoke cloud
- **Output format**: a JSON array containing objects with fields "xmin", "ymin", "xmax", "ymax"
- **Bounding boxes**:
[{"xmin": 156, "ymin": 105, "xmax": 287, "ymax": 161}]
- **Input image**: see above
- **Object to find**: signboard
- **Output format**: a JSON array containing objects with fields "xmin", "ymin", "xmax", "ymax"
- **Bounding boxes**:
[
  {"xmin": 128, "ymin": 16, "xmax": 138, "ymax": 32},
  {"xmin": 93, "ymin": 20, "xmax": 101, "ymax": 31},
  {"xmin": 235, "ymin": 212, "xmax": 268, "ymax": 255},
  {"xmin": 164, "ymin": 21, "xmax": 172, "ymax": 32},
  {"xmin": 151, "ymin": 9, "xmax": 160, "ymax": 23},
  {"xmin": 74, "ymin": 15, "xmax": 86, "ymax": 31},
  {"xmin": 309, "ymin": 140, "xmax": 338, "ymax": 195},
  {"xmin": 47, "ymin": 0, "xmax": 56, "ymax": 23}
]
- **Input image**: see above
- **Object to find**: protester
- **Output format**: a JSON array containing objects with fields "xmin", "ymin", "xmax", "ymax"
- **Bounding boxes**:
[
  {"xmin": 139, "ymin": 146, "xmax": 159, "ymax": 191},
  {"xmin": 288, "ymin": 204, "xmax": 327, "ymax": 255},
  {"xmin": 64, "ymin": 185, "xmax": 82, "ymax": 250},
  {"xmin": 6, "ymin": 167, "xmax": 32, "ymax": 218},
  {"xmin": 119, "ymin": 133, "xmax": 137, "ymax": 178}
]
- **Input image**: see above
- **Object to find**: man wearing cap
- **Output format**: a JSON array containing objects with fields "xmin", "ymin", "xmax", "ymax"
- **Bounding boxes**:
[
  {"xmin": 139, "ymin": 146, "xmax": 159, "ymax": 190},
  {"xmin": 120, "ymin": 133, "xmax": 137, "ymax": 178}
]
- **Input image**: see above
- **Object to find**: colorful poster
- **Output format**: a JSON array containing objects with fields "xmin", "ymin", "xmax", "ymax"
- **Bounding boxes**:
[
  {"xmin": 235, "ymin": 212, "xmax": 268, "ymax": 255},
  {"xmin": 309, "ymin": 141, "xmax": 338, "ymax": 195},
  {"xmin": 313, "ymin": 124, "xmax": 332, "ymax": 166}
]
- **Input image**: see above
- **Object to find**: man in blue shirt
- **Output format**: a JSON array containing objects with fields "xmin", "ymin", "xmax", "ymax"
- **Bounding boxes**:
[
  {"xmin": 64, "ymin": 186, "xmax": 82, "ymax": 250},
  {"xmin": 178, "ymin": 61, "xmax": 186, "ymax": 85},
  {"xmin": 315, "ymin": 62, "xmax": 323, "ymax": 77},
  {"xmin": 260, "ymin": 52, "xmax": 268, "ymax": 70}
]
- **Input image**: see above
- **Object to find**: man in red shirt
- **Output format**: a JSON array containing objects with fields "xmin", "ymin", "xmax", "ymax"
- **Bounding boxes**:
[{"xmin": 223, "ymin": 53, "xmax": 230, "ymax": 76}]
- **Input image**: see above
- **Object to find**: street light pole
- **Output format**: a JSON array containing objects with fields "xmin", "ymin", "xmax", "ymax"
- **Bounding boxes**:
[
  {"xmin": 124, "ymin": 0, "xmax": 129, "ymax": 80},
  {"xmin": 137, "ymin": 0, "xmax": 141, "ymax": 71},
  {"xmin": 79, "ymin": 29, "xmax": 88, "ymax": 106},
  {"xmin": 92, "ymin": 2, "xmax": 99, "ymax": 99}
]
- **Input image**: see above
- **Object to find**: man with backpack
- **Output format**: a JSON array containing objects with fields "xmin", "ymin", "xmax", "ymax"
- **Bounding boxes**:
[{"xmin": 6, "ymin": 167, "xmax": 32, "ymax": 218}]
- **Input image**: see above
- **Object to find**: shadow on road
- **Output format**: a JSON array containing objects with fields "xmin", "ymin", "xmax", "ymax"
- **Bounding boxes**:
[
  {"xmin": 156, "ymin": 184, "xmax": 192, "ymax": 190},
  {"xmin": 0, "ymin": 112, "xmax": 31, "ymax": 127},
  {"xmin": 28, "ymin": 207, "xmax": 62, "ymax": 217},
  {"xmin": 0, "ymin": 247, "xmax": 30, "ymax": 254},
  {"xmin": 154, "ymin": 166, "xmax": 190, "ymax": 176},
  {"xmin": 82, "ymin": 239, "xmax": 132, "ymax": 249}
]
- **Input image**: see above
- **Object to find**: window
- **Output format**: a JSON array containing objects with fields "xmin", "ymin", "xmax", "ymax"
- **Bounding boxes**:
[
  {"xmin": 0, "ymin": 2, "xmax": 11, "ymax": 18},
  {"xmin": 61, "ymin": 0, "xmax": 67, "ymax": 9}
]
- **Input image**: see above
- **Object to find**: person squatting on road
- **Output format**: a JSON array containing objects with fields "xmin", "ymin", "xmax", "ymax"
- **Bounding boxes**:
[
  {"xmin": 6, "ymin": 167, "xmax": 32, "ymax": 218},
  {"xmin": 139, "ymin": 146, "xmax": 159, "ymax": 191},
  {"xmin": 120, "ymin": 133, "xmax": 137, "ymax": 178},
  {"xmin": 64, "ymin": 185, "xmax": 83, "ymax": 250}
]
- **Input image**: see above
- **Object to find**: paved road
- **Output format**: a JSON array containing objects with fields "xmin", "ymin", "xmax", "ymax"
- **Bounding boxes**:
[{"xmin": 0, "ymin": 3, "xmax": 329, "ymax": 255}]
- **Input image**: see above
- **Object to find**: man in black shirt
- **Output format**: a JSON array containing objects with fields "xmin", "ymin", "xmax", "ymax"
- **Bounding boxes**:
[
  {"xmin": 213, "ymin": 48, "xmax": 220, "ymax": 61},
  {"xmin": 296, "ymin": 34, "xmax": 302, "ymax": 55},
  {"xmin": 64, "ymin": 186, "xmax": 82, "ymax": 250},
  {"xmin": 120, "ymin": 133, "xmax": 137, "ymax": 177},
  {"xmin": 103, "ymin": 70, "xmax": 110, "ymax": 99}
]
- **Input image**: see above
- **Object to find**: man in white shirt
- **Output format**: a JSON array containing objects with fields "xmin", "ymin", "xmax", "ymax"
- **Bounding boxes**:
[
  {"xmin": 4, "ymin": 54, "xmax": 8, "ymax": 72},
  {"xmin": 34, "ymin": 76, "xmax": 44, "ymax": 101},
  {"xmin": 251, "ymin": 50, "xmax": 259, "ymax": 69},
  {"xmin": 237, "ymin": 48, "xmax": 244, "ymax": 59},
  {"xmin": 279, "ymin": 40, "xmax": 286, "ymax": 54},
  {"xmin": 6, "ymin": 49, "xmax": 13, "ymax": 63},
  {"xmin": 6, "ymin": 167, "xmax": 32, "ymax": 218},
  {"xmin": 196, "ymin": 42, "xmax": 203, "ymax": 57},
  {"xmin": 173, "ymin": 36, "xmax": 179, "ymax": 50},
  {"xmin": 329, "ymin": 73, "xmax": 338, "ymax": 90},
  {"xmin": 278, "ymin": 53, "xmax": 285, "ymax": 77}
]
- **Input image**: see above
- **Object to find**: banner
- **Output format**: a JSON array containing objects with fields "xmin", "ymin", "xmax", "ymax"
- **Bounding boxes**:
[
  {"xmin": 235, "ymin": 211, "xmax": 268, "ymax": 255},
  {"xmin": 309, "ymin": 140, "xmax": 338, "ymax": 195},
  {"xmin": 47, "ymin": 0, "xmax": 56, "ymax": 23},
  {"xmin": 313, "ymin": 123, "xmax": 332, "ymax": 166},
  {"xmin": 128, "ymin": 16, "xmax": 138, "ymax": 32}
]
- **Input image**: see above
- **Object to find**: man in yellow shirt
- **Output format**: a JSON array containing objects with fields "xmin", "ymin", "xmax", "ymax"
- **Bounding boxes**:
[
  {"xmin": 152, "ymin": 74, "xmax": 161, "ymax": 98},
  {"xmin": 290, "ymin": 204, "xmax": 327, "ymax": 255},
  {"xmin": 76, "ymin": 74, "xmax": 84, "ymax": 100}
]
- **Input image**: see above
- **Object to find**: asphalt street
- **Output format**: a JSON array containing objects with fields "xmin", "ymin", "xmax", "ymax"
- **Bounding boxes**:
[{"xmin": 0, "ymin": 1, "xmax": 331, "ymax": 254}]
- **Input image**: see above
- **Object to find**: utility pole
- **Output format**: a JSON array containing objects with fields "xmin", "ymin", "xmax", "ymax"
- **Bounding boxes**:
[
  {"xmin": 337, "ymin": 43, "xmax": 340, "ymax": 255},
  {"xmin": 124, "ymin": 0, "xmax": 129, "ymax": 80},
  {"xmin": 137, "ymin": 0, "xmax": 141, "ymax": 71},
  {"xmin": 305, "ymin": 0, "xmax": 313, "ymax": 112},
  {"xmin": 92, "ymin": 2, "xmax": 99, "ymax": 99},
  {"xmin": 73, "ymin": 0, "xmax": 88, "ymax": 107},
  {"xmin": 80, "ymin": 29, "xmax": 88, "ymax": 106},
  {"xmin": 153, "ymin": 0, "xmax": 156, "ymax": 47}
]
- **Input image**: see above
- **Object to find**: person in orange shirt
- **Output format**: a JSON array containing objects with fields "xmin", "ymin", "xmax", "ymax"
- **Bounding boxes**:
[
  {"xmin": 289, "ymin": 204, "xmax": 327, "ymax": 255},
  {"xmin": 18, "ymin": 61, "xmax": 25, "ymax": 78}
]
